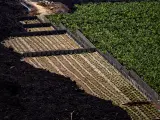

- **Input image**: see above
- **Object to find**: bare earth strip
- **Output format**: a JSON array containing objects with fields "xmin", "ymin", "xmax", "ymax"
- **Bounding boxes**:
[{"xmin": 4, "ymin": 34, "xmax": 81, "ymax": 53}]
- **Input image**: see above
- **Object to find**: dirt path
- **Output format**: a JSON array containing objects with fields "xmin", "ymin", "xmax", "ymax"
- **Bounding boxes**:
[{"xmin": 25, "ymin": 0, "xmax": 53, "ymax": 15}]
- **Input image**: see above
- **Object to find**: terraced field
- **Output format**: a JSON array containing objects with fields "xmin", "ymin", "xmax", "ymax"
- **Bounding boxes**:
[{"xmin": 4, "ymin": 16, "xmax": 160, "ymax": 119}]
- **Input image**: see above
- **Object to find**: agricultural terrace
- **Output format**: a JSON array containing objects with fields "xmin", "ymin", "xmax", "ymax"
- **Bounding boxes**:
[{"xmin": 48, "ymin": 1, "xmax": 160, "ymax": 94}]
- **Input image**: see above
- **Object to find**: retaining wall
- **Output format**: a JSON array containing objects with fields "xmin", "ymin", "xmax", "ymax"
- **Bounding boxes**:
[
  {"xmin": 59, "ymin": 23, "xmax": 96, "ymax": 49},
  {"xmin": 37, "ymin": 15, "xmax": 59, "ymax": 30}
]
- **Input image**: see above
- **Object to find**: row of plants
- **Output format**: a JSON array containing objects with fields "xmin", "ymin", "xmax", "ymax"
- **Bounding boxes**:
[{"xmin": 48, "ymin": 1, "xmax": 160, "ymax": 93}]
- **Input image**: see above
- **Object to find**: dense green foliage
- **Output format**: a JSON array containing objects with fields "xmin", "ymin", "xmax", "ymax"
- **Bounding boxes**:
[{"xmin": 48, "ymin": 1, "xmax": 160, "ymax": 93}]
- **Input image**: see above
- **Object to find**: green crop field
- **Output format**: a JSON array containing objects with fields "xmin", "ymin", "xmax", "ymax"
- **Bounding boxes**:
[{"xmin": 48, "ymin": 1, "xmax": 160, "ymax": 93}]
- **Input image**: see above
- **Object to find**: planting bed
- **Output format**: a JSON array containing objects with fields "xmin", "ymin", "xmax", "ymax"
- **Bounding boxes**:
[
  {"xmin": 26, "ymin": 26, "xmax": 54, "ymax": 32},
  {"xmin": 4, "ymin": 33, "xmax": 81, "ymax": 53}
]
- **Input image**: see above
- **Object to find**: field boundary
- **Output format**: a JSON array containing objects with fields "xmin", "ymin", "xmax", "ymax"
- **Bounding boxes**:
[
  {"xmin": 37, "ymin": 15, "xmax": 59, "ymax": 30},
  {"xmin": 59, "ymin": 23, "xmax": 96, "ymax": 49},
  {"xmin": 76, "ymin": 29, "xmax": 97, "ymax": 48}
]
